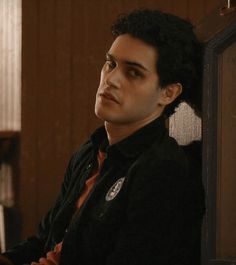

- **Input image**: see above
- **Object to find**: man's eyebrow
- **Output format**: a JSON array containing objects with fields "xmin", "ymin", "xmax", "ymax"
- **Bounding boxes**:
[{"xmin": 106, "ymin": 53, "xmax": 149, "ymax": 72}]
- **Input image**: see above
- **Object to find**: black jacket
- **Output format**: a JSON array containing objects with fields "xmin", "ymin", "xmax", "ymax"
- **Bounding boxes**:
[{"xmin": 4, "ymin": 116, "xmax": 205, "ymax": 265}]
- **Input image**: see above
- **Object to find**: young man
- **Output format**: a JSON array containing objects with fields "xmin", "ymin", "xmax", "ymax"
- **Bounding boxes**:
[{"xmin": 0, "ymin": 9, "xmax": 205, "ymax": 265}]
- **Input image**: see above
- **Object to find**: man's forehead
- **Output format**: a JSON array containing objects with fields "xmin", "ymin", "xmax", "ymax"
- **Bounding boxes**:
[{"xmin": 108, "ymin": 34, "xmax": 157, "ymax": 69}]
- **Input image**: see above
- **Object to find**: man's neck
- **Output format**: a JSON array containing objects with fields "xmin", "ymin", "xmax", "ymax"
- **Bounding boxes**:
[{"xmin": 105, "ymin": 116, "xmax": 161, "ymax": 145}]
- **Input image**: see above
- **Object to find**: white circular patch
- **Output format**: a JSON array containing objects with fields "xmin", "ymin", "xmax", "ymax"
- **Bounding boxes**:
[{"xmin": 105, "ymin": 177, "xmax": 125, "ymax": 201}]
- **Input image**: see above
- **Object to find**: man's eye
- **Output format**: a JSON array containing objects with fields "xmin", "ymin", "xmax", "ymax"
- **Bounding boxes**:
[
  {"xmin": 127, "ymin": 69, "xmax": 141, "ymax": 78},
  {"xmin": 105, "ymin": 60, "xmax": 116, "ymax": 71}
]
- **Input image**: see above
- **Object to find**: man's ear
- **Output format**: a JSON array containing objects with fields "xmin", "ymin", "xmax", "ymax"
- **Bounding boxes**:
[{"xmin": 158, "ymin": 83, "xmax": 182, "ymax": 106}]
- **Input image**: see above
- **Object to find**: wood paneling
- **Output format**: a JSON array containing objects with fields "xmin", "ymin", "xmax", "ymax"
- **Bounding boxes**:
[
  {"xmin": 199, "ymin": 7, "xmax": 236, "ymax": 264},
  {"xmin": 172, "ymin": 0, "xmax": 188, "ymax": 18},
  {"xmin": 188, "ymin": 1, "xmax": 205, "ymax": 23},
  {"xmin": 21, "ymin": 0, "xmax": 39, "ymax": 236},
  {"xmin": 217, "ymin": 41, "xmax": 236, "ymax": 258},
  {"xmin": 20, "ymin": 0, "xmax": 221, "ymax": 239}
]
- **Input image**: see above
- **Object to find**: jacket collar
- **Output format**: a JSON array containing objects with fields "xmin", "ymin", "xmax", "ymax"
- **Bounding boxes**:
[{"xmin": 90, "ymin": 115, "xmax": 167, "ymax": 160}]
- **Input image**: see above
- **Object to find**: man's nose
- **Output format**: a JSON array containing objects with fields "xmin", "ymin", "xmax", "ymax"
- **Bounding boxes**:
[{"xmin": 104, "ymin": 67, "xmax": 121, "ymax": 88}]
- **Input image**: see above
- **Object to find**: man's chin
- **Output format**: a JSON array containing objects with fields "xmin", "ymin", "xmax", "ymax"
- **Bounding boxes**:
[{"xmin": 95, "ymin": 108, "xmax": 114, "ymax": 122}]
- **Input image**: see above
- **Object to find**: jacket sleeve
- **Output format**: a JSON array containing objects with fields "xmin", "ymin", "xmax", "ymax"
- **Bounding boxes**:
[
  {"xmin": 106, "ymin": 159, "xmax": 205, "ymax": 265},
  {"xmin": 1, "ymin": 153, "xmax": 77, "ymax": 265}
]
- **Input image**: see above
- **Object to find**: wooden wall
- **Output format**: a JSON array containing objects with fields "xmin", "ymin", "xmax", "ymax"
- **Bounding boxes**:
[{"xmin": 19, "ymin": 0, "xmax": 221, "ymax": 239}]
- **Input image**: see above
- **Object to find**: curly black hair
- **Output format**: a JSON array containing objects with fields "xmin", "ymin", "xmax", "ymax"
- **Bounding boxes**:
[{"xmin": 111, "ymin": 9, "xmax": 203, "ymax": 117}]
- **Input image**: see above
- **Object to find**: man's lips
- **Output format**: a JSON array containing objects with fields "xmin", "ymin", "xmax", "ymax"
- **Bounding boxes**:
[{"xmin": 100, "ymin": 92, "xmax": 119, "ymax": 104}]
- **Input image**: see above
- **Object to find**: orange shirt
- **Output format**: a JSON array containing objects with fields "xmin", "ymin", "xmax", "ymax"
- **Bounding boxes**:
[{"xmin": 76, "ymin": 150, "xmax": 106, "ymax": 209}]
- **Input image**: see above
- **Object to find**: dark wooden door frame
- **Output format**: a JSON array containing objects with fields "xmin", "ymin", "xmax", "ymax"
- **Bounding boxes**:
[{"xmin": 198, "ymin": 9, "xmax": 236, "ymax": 265}]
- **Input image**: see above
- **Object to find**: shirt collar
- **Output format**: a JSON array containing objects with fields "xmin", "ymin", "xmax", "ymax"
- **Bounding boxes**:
[{"xmin": 90, "ymin": 116, "xmax": 167, "ymax": 160}]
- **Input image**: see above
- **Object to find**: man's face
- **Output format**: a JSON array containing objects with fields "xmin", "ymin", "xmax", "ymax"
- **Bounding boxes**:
[{"xmin": 95, "ymin": 34, "xmax": 165, "ymax": 126}]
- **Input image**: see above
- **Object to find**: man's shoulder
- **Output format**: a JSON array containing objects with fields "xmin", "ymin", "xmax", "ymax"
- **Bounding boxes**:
[
  {"xmin": 129, "ymin": 136, "xmax": 203, "ymax": 199},
  {"xmin": 143, "ymin": 133, "xmax": 187, "ymax": 168}
]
